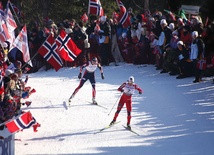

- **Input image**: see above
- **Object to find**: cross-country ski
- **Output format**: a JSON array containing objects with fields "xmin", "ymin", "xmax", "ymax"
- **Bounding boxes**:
[
  {"xmin": 122, "ymin": 125, "xmax": 140, "ymax": 136},
  {"xmin": 95, "ymin": 121, "xmax": 121, "ymax": 134}
]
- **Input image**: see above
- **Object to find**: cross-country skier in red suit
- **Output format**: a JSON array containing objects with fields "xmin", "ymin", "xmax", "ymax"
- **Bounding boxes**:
[
  {"xmin": 110, "ymin": 76, "xmax": 143, "ymax": 129},
  {"xmin": 69, "ymin": 57, "xmax": 104, "ymax": 104}
]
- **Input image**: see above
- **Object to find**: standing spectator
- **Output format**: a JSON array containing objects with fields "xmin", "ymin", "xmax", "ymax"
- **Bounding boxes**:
[
  {"xmin": 98, "ymin": 16, "xmax": 111, "ymax": 66},
  {"xmin": 191, "ymin": 16, "xmax": 204, "ymax": 37},
  {"xmin": 109, "ymin": 19, "xmax": 124, "ymax": 66},
  {"xmin": 158, "ymin": 19, "xmax": 171, "ymax": 71},
  {"xmin": 167, "ymin": 30, "xmax": 180, "ymax": 75},
  {"xmin": 109, "ymin": 76, "xmax": 143, "ymax": 130},
  {"xmin": 179, "ymin": 25, "xmax": 192, "ymax": 49},
  {"xmin": 86, "ymin": 15, "xmax": 99, "ymax": 60},
  {"xmin": 72, "ymin": 23, "xmax": 87, "ymax": 66},
  {"xmin": 190, "ymin": 31, "xmax": 205, "ymax": 83}
]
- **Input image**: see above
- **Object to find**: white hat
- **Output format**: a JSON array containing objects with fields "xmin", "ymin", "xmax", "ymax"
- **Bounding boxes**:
[
  {"xmin": 169, "ymin": 23, "xmax": 175, "ymax": 30},
  {"xmin": 177, "ymin": 41, "xmax": 184, "ymax": 46},
  {"xmin": 122, "ymin": 32, "xmax": 127, "ymax": 38},
  {"xmin": 65, "ymin": 28, "xmax": 73, "ymax": 34},
  {"xmin": 178, "ymin": 18, "xmax": 183, "ymax": 23},
  {"xmin": 172, "ymin": 30, "xmax": 178, "ymax": 35},
  {"xmin": 192, "ymin": 31, "xmax": 198, "ymax": 37},
  {"xmin": 160, "ymin": 19, "xmax": 167, "ymax": 26},
  {"xmin": 5, "ymin": 69, "xmax": 14, "ymax": 76},
  {"xmin": 128, "ymin": 76, "xmax": 134, "ymax": 83},
  {"xmin": 100, "ymin": 16, "xmax": 106, "ymax": 22},
  {"xmin": 2, "ymin": 42, "xmax": 8, "ymax": 48}
]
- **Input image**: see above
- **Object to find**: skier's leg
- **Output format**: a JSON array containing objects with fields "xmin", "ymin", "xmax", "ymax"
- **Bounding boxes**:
[
  {"xmin": 126, "ymin": 98, "xmax": 132, "ymax": 125},
  {"xmin": 69, "ymin": 79, "xmax": 87, "ymax": 100}
]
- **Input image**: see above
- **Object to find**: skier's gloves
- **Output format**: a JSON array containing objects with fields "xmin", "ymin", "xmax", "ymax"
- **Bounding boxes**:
[
  {"xmin": 118, "ymin": 88, "xmax": 124, "ymax": 92},
  {"xmin": 101, "ymin": 73, "xmax": 104, "ymax": 79},
  {"xmin": 78, "ymin": 73, "xmax": 82, "ymax": 79},
  {"xmin": 139, "ymin": 91, "xmax": 142, "ymax": 94}
]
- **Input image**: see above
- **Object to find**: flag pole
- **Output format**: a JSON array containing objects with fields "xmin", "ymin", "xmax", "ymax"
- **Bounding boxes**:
[
  {"xmin": 87, "ymin": 0, "xmax": 90, "ymax": 17},
  {"xmin": 21, "ymin": 51, "xmax": 39, "ymax": 69}
]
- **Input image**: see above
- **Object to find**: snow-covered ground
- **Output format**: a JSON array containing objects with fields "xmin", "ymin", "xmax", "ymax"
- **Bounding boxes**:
[{"xmin": 15, "ymin": 63, "xmax": 214, "ymax": 155}]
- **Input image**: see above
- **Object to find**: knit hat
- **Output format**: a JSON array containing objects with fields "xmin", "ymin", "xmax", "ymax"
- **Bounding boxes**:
[
  {"xmin": 169, "ymin": 23, "xmax": 175, "ymax": 30},
  {"xmin": 177, "ymin": 41, "xmax": 184, "ymax": 46},
  {"xmin": 192, "ymin": 31, "xmax": 198, "ymax": 37},
  {"xmin": 5, "ymin": 69, "xmax": 14, "ymax": 77},
  {"xmin": 100, "ymin": 16, "xmax": 106, "ymax": 22},
  {"xmin": 128, "ymin": 76, "xmax": 134, "ymax": 83},
  {"xmin": 160, "ymin": 19, "xmax": 167, "ymax": 26}
]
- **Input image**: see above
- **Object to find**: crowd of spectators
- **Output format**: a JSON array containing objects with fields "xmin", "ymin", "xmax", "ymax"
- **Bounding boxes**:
[
  {"xmin": 0, "ymin": 42, "xmax": 36, "ymax": 130},
  {"xmin": 26, "ymin": 8, "xmax": 214, "ymax": 83}
]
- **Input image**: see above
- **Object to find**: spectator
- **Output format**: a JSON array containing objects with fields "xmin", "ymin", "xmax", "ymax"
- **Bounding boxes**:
[
  {"xmin": 109, "ymin": 19, "xmax": 124, "ymax": 66},
  {"xmin": 98, "ymin": 16, "xmax": 111, "ymax": 66},
  {"xmin": 176, "ymin": 41, "xmax": 193, "ymax": 79},
  {"xmin": 86, "ymin": 15, "xmax": 99, "ymax": 60},
  {"xmin": 190, "ymin": 31, "xmax": 205, "ymax": 83},
  {"xmin": 72, "ymin": 23, "xmax": 87, "ymax": 66},
  {"xmin": 158, "ymin": 19, "xmax": 171, "ymax": 71}
]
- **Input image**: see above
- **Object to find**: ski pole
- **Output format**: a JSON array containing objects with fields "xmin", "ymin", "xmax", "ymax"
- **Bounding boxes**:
[{"xmin": 108, "ymin": 93, "xmax": 122, "ymax": 116}]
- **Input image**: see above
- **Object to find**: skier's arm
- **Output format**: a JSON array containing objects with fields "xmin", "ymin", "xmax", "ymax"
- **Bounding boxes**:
[
  {"xmin": 118, "ymin": 82, "xmax": 126, "ymax": 92},
  {"xmin": 78, "ymin": 63, "xmax": 87, "ymax": 79},
  {"xmin": 134, "ymin": 84, "xmax": 143, "ymax": 94},
  {"xmin": 97, "ymin": 63, "xmax": 104, "ymax": 79},
  {"xmin": 80, "ymin": 63, "xmax": 87, "ymax": 73}
]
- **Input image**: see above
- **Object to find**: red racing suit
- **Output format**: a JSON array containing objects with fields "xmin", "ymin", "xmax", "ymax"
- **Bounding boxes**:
[{"xmin": 113, "ymin": 82, "xmax": 143, "ymax": 125}]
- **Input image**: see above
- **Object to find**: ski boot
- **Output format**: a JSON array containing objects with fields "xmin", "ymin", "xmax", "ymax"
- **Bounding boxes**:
[
  {"xmin": 92, "ymin": 98, "xmax": 97, "ymax": 105},
  {"xmin": 109, "ymin": 120, "xmax": 116, "ymax": 126},
  {"xmin": 68, "ymin": 95, "xmax": 74, "ymax": 103},
  {"xmin": 127, "ymin": 124, "xmax": 131, "ymax": 130}
]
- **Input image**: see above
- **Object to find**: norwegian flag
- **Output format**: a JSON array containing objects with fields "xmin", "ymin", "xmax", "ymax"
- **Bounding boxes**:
[
  {"xmin": 88, "ymin": 0, "xmax": 104, "ymax": 16},
  {"xmin": 5, "ymin": 1, "xmax": 17, "ymax": 32},
  {"xmin": 12, "ymin": 25, "xmax": 33, "ymax": 66},
  {"xmin": 116, "ymin": 0, "xmax": 130, "ymax": 28},
  {"xmin": 5, "ymin": 111, "xmax": 39, "ymax": 134},
  {"xmin": 38, "ymin": 34, "xmax": 63, "ymax": 71},
  {"xmin": 56, "ymin": 29, "xmax": 82, "ymax": 62},
  {"xmin": 81, "ymin": 13, "xmax": 88, "ymax": 23}
]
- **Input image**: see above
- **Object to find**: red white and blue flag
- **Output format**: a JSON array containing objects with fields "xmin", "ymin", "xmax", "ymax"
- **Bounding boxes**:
[
  {"xmin": 5, "ymin": 1, "xmax": 17, "ymax": 32},
  {"xmin": 5, "ymin": 111, "xmax": 38, "ymax": 134},
  {"xmin": 38, "ymin": 34, "xmax": 63, "ymax": 71},
  {"xmin": 116, "ymin": 0, "xmax": 130, "ymax": 28},
  {"xmin": 0, "ymin": 2, "xmax": 10, "ymax": 42},
  {"xmin": 56, "ymin": 29, "xmax": 82, "ymax": 62},
  {"xmin": 12, "ymin": 25, "xmax": 33, "ymax": 66},
  {"xmin": 88, "ymin": 0, "xmax": 104, "ymax": 16},
  {"xmin": 0, "ymin": 15, "xmax": 10, "ymax": 42}
]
